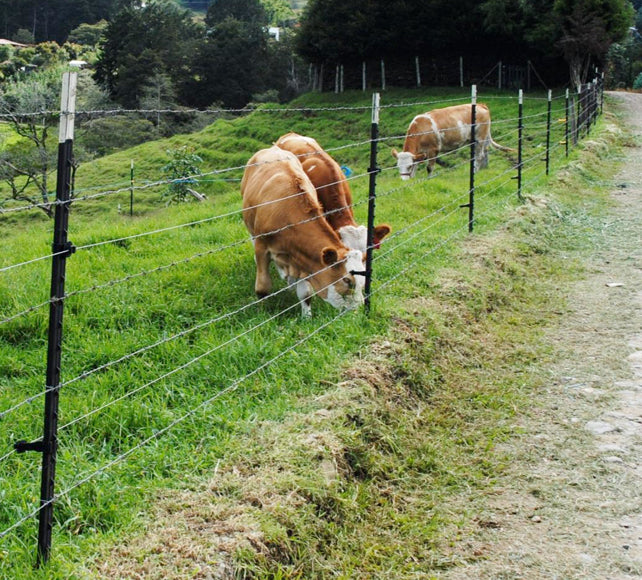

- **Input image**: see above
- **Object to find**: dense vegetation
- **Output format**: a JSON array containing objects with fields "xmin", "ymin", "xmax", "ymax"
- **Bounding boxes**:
[{"xmin": 0, "ymin": 0, "xmax": 639, "ymax": 110}]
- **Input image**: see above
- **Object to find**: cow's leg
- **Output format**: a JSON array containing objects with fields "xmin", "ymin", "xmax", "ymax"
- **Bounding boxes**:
[
  {"xmin": 253, "ymin": 239, "xmax": 272, "ymax": 298},
  {"xmin": 295, "ymin": 279, "xmax": 313, "ymax": 317},
  {"xmin": 476, "ymin": 138, "xmax": 490, "ymax": 170}
]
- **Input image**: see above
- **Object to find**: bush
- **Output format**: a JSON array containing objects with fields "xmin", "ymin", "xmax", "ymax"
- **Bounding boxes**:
[
  {"xmin": 161, "ymin": 146, "xmax": 204, "ymax": 205},
  {"xmin": 634, "ymin": 72, "xmax": 642, "ymax": 90},
  {"xmin": 78, "ymin": 116, "xmax": 158, "ymax": 157}
]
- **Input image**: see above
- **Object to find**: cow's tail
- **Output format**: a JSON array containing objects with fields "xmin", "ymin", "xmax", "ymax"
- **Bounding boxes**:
[{"xmin": 488, "ymin": 134, "xmax": 516, "ymax": 152}]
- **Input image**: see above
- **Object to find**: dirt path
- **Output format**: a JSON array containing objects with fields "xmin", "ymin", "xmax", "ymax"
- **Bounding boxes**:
[{"xmin": 441, "ymin": 92, "xmax": 642, "ymax": 579}]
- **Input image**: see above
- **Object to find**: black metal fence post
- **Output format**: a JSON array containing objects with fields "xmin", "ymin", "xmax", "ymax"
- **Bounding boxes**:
[
  {"xmin": 600, "ymin": 72, "xmax": 605, "ymax": 116},
  {"xmin": 13, "ymin": 71, "xmax": 77, "ymax": 565},
  {"xmin": 130, "ymin": 159, "xmax": 134, "ymax": 217},
  {"xmin": 586, "ymin": 82, "xmax": 592, "ymax": 137},
  {"xmin": 545, "ymin": 89, "xmax": 552, "ymax": 176},
  {"xmin": 565, "ymin": 88, "xmax": 570, "ymax": 158},
  {"xmin": 575, "ymin": 84, "xmax": 581, "ymax": 144},
  {"xmin": 517, "ymin": 88, "xmax": 523, "ymax": 200},
  {"xmin": 465, "ymin": 84, "xmax": 477, "ymax": 231},
  {"xmin": 364, "ymin": 92, "xmax": 380, "ymax": 314}
]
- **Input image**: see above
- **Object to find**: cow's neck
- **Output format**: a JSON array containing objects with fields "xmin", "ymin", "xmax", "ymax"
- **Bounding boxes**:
[{"xmin": 286, "ymin": 234, "xmax": 341, "ymax": 288}]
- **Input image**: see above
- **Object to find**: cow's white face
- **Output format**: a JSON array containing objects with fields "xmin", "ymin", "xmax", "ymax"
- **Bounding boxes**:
[
  {"xmin": 395, "ymin": 151, "xmax": 418, "ymax": 180},
  {"xmin": 325, "ymin": 249, "xmax": 365, "ymax": 311},
  {"xmin": 338, "ymin": 225, "xmax": 368, "ymax": 253}
]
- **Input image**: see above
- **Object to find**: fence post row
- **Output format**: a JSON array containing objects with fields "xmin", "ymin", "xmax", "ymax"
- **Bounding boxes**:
[
  {"xmin": 13, "ymin": 71, "xmax": 78, "ymax": 565},
  {"xmin": 517, "ymin": 88, "xmax": 524, "ymax": 200},
  {"xmin": 363, "ymin": 92, "xmax": 381, "ymax": 314},
  {"xmin": 545, "ymin": 89, "xmax": 552, "ymax": 176},
  {"xmin": 461, "ymin": 84, "xmax": 477, "ymax": 232}
]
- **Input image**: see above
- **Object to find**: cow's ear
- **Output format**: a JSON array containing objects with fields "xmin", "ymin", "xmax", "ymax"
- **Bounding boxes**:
[
  {"xmin": 321, "ymin": 247, "xmax": 339, "ymax": 265},
  {"xmin": 413, "ymin": 153, "xmax": 427, "ymax": 162},
  {"xmin": 391, "ymin": 148, "xmax": 398, "ymax": 159},
  {"xmin": 373, "ymin": 224, "xmax": 392, "ymax": 247}
]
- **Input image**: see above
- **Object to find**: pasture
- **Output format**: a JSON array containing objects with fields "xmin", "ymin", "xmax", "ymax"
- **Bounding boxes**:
[{"xmin": 0, "ymin": 85, "xmax": 605, "ymax": 577}]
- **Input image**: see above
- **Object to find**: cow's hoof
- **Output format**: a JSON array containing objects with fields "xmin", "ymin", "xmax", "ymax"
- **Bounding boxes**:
[{"xmin": 256, "ymin": 291, "xmax": 269, "ymax": 299}]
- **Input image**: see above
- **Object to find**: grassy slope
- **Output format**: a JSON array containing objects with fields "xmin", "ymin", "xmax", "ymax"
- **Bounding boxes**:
[{"xmin": 0, "ymin": 87, "xmax": 588, "ymax": 578}]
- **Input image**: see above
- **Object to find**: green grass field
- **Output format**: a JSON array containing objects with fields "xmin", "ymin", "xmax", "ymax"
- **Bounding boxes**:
[{"xmin": 0, "ymin": 85, "xmax": 601, "ymax": 578}]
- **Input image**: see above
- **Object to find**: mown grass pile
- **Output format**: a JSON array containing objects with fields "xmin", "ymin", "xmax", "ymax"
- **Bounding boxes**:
[{"xmin": 0, "ymin": 86, "xmax": 597, "ymax": 578}]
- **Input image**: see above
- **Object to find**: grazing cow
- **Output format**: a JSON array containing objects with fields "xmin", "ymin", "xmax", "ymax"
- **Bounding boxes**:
[
  {"xmin": 392, "ymin": 103, "xmax": 513, "ymax": 180},
  {"xmin": 241, "ymin": 145, "xmax": 365, "ymax": 316},
  {"xmin": 275, "ymin": 132, "xmax": 391, "ymax": 253}
]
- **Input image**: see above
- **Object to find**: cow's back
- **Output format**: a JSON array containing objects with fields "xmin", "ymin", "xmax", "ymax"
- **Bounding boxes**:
[
  {"xmin": 241, "ymin": 145, "xmax": 323, "ymax": 239},
  {"xmin": 275, "ymin": 132, "xmax": 355, "ymax": 231}
]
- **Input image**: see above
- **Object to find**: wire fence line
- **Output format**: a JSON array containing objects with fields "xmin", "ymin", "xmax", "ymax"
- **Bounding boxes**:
[
  {"xmin": 0, "ymin": 86, "xmax": 583, "ymax": 219},
  {"xmin": 0, "ymin": 76, "xmax": 603, "ymax": 564}
]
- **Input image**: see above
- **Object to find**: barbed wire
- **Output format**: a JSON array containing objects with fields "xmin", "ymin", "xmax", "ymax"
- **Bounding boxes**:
[
  {"xmin": 0, "ymin": 85, "xmax": 603, "ymax": 547},
  {"xmin": 0, "ymin": 132, "xmax": 558, "ymax": 534}
]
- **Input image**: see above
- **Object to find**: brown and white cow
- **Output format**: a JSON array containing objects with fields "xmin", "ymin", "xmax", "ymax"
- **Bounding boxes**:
[
  {"xmin": 241, "ymin": 145, "xmax": 365, "ymax": 316},
  {"xmin": 392, "ymin": 103, "xmax": 513, "ymax": 180},
  {"xmin": 275, "ymin": 132, "xmax": 391, "ymax": 253}
]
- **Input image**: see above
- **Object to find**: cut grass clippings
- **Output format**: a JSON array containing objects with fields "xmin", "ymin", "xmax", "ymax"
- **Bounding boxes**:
[{"xmin": 76, "ymin": 109, "xmax": 626, "ymax": 579}]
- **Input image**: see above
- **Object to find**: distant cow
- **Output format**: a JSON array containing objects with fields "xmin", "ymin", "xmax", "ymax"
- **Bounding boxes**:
[
  {"xmin": 275, "ymin": 132, "xmax": 391, "ymax": 253},
  {"xmin": 392, "ymin": 104, "xmax": 513, "ymax": 180},
  {"xmin": 241, "ymin": 145, "xmax": 365, "ymax": 316}
]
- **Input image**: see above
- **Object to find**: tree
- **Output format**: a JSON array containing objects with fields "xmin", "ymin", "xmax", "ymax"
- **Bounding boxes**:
[
  {"xmin": 0, "ymin": 67, "xmax": 62, "ymax": 217},
  {"xmin": 94, "ymin": 0, "xmax": 202, "ymax": 108},
  {"xmin": 0, "ymin": 0, "xmax": 115, "ymax": 44},
  {"xmin": 67, "ymin": 20, "xmax": 109, "ymax": 46},
  {"xmin": 186, "ymin": 0, "xmax": 270, "ymax": 108},
  {"xmin": 554, "ymin": 0, "xmax": 634, "ymax": 87},
  {"xmin": 161, "ymin": 146, "xmax": 203, "ymax": 205},
  {"xmin": 261, "ymin": 0, "xmax": 295, "ymax": 25}
]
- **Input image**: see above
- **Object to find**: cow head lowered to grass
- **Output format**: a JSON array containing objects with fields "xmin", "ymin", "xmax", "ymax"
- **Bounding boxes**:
[
  {"xmin": 275, "ymin": 132, "xmax": 391, "ymax": 253},
  {"xmin": 241, "ymin": 146, "xmax": 365, "ymax": 317}
]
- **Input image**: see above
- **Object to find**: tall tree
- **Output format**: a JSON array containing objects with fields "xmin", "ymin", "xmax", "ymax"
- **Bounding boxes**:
[
  {"xmin": 0, "ymin": 66, "xmax": 62, "ymax": 217},
  {"xmin": 554, "ymin": 0, "xmax": 634, "ymax": 86},
  {"xmin": 94, "ymin": 0, "xmax": 202, "ymax": 108},
  {"xmin": 187, "ymin": 0, "xmax": 270, "ymax": 108},
  {"xmin": 0, "ymin": 0, "xmax": 115, "ymax": 44}
]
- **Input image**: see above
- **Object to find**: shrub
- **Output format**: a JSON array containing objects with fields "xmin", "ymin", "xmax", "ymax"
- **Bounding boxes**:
[{"xmin": 161, "ymin": 146, "xmax": 204, "ymax": 205}]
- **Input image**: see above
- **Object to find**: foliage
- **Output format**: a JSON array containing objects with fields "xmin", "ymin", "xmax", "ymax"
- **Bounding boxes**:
[
  {"xmin": 67, "ymin": 20, "xmax": 109, "ymax": 47},
  {"xmin": 12, "ymin": 28, "xmax": 34, "ymax": 44},
  {"xmin": 78, "ymin": 117, "xmax": 158, "ymax": 157},
  {"xmin": 261, "ymin": 0, "xmax": 295, "ymax": 24},
  {"xmin": 634, "ymin": 70, "xmax": 642, "ymax": 87},
  {"xmin": 206, "ymin": 0, "xmax": 268, "ymax": 25},
  {"xmin": 94, "ymin": 0, "xmax": 203, "ymax": 108},
  {"xmin": 605, "ymin": 35, "xmax": 642, "ymax": 88},
  {"xmin": 0, "ymin": 0, "xmax": 115, "ymax": 44},
  {"xmin": 295, "ymin": 0, "xmax": 634, "ymax": 85},
  {"xmin": 0, "ymin": 66, "xmax": 63, "ymax": 216},
  {"xmin": 185, "ymin": 0, "xmax": 271, "ymax": 108},
  {"xmin": 161, "ymin": 146, "xmax": 204, "ymax": 204},
  {"xmin": 554, "ymin": 0, "xmax": 635, "ymax": 87}
]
